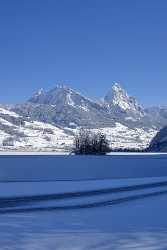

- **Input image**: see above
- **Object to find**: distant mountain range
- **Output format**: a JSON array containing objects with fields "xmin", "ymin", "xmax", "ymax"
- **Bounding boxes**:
[
  {"xmin": 0, "ymin": 83, "xmax": 166, "ymax": 151},
  {"xmin": 13, "ymin": 83, "xmax": 167, "ymax": 129}
]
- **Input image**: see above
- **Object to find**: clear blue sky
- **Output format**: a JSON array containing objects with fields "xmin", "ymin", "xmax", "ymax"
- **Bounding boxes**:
[{"xmin": 0, "ymin": 0, "xmax": 167, "ymax": 106}]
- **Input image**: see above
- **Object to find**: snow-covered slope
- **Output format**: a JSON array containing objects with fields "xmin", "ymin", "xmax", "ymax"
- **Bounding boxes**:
[
  {"xmin": 0, "ymin": 107, "xmax": 73, "ymax": 151},
  {"xmin": 0, "ymin": 106, "xmax": 157, "ymax": 151},
  {"xmin": 67, "ymin": 123, "xmax": 157, "ymax": 150},
  {"xmin": 96, "ymin": 124, "xmax": 156, "ymax": 150},
  {"xmin": 14, "ymin": 85, "xmax": 115, "ymax": 128}
]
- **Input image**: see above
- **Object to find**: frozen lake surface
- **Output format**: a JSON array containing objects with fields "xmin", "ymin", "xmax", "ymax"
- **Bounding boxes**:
[
  {"xmin": 1, "ymin": 193, "xmax": 167, "ymax": 250},
  {"xmin": 0, "ymin": 153, "xmax": 167, "ymax": 181},
  {"xmin": 0, "ymin": 154, "xmax": 167, "ymax": 249}
]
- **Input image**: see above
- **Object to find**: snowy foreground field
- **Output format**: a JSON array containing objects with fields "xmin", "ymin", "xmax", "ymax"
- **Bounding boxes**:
[{"xmin": 0, "ymin": 154, "xmax": 167, "ymax": 250}]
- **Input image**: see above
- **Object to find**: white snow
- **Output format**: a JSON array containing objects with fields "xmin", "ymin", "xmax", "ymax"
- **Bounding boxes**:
[
  {"xmin": 65, "ymin": 92, "xmax": 89, "ymax": 111},
  {"xmin": 69, "ymin": 122, "xmax": 77, "ymax": 127},
  {"xmin": 104, "ymin": 83, "xmax": 145, "ymax": 117},
  {"xmin": 66, "ymin": 92, "xmax": 75, "ymax": 107},
  {"xmin": 112, "ymin": 83, "xmax": 141, "ymax": 111},
  {"xmin": 34, "ymin": 88, "xmax": 44, "ymax": 97},
  {"xmin": 0, "ymin": 106, "xmax": 157, "ymax": 152},
  {"xmin": 125, "ymin": 116, "xmax": 137, "ymax": 122},
  {"xmin": 0, "ymin": 107, "xmax": 74, "ymax": 152},
  {"xmin": 71, "ymin": 123, "xmax": 157, "ymax": 150},
  {"xmin": 79, "ymin": 100, "xmax": 89, "ymax": 112},
  {"xmin": 0, "ymin": 107, "xmax": 20, "ymax": 117}
]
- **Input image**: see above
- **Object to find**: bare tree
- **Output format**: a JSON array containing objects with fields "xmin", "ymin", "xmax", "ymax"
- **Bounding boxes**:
[{"xmin": 73, "ymin": 129, "xmax": 110, "ymax": 155}]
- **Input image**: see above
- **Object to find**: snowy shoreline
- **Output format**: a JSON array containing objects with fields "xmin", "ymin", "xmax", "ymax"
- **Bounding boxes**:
[{"xmin": 0, "ymin": 151, "xmax": 166, "ymax": 156}]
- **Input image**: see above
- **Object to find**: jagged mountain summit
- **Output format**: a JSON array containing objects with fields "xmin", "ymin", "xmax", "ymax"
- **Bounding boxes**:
[
  {"xmin": 103, "ymin": 83, "xmax": 145, "ymax": 119},
  {"xmin": 13, "ymin": 83, "xmax": 163, "ymax": 130},
  {"xmin": 29, "ymin": 85, "xmax": 96, "ymax": 108},
  {"xmin": 14, "ymin": 85, "xmax": 115, "ymax": 128}
]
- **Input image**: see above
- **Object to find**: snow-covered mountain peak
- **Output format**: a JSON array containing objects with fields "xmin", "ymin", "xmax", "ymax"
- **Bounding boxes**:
[
  {"xmin": 55, "ymin": 84, "xmax": 70, "ymax": 90},
  {"xmin": 29, "ymin": 88, "xmax": 45, "ymax": 103},
  {"xmin": 104, "ymin": 83, "xmax": 131, "ymax": 110},
  {"xmin": 29, "ymin": 85, "xmax": 81, "ymax": 105},
  {"xmin": 112, "ymin": 82, "xmax": 124, "ymax": 92},
  {"xmin": 34, "ymin": 88, "xmax": 44, "ymax": 97},
  {"xmin": 104, "ymin": 83, "xmax": 144, "ymax": 116},
  {"xmin": 53, "ymin": 85, "xmax": 80, "ymax": 95},
  {"xmin": 15, "ymin": 84, "xmax": 115, "ymax": 128},
  {"xmin": 28, "ymin": 85, "xmax": 98, "ymax": 109}
]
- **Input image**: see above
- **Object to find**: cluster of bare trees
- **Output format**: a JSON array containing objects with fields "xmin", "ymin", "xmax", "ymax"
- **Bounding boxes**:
[{"xmin": 74, "ymin": 128, "xmax": 110, "ymax": 155}]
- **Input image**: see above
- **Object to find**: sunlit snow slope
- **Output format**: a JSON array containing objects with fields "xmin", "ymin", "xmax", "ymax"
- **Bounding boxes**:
[
  {"xmin": 0, "ymin": 107, "xmax": 73, "ymax": 151},
  {"xmin": 0, "ymin": 106, "xmax": 157, "ymax": 151}
]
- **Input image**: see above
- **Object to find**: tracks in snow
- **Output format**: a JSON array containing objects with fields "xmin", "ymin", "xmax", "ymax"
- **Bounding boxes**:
[{"xmin": 0, "ymin": 177, "xmax": 167, "ymax": 213}]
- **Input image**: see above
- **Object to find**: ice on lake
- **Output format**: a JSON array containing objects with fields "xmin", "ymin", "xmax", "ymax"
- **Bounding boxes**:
[
  {"xmin": 0, "ymin": 154, "xmax": 167, "ymax": 249},
  {"xmin": 0, "ymin": 185, "xmax": 167, "ymax": 249}
]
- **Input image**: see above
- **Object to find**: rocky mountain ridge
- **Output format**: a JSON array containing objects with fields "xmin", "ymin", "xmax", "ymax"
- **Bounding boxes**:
[
  {"xmin": 0, "ymin": 82, "xmax": 166, "ymax": 151},
  {"xmin": 13, "ymin": 83, "xmax": 162, "ymax": 130}
]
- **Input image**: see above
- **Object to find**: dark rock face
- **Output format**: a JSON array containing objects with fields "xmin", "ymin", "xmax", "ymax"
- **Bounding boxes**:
[{"xmin": 149, "ymin": 126, "xmax": 167, "ymax": 152}]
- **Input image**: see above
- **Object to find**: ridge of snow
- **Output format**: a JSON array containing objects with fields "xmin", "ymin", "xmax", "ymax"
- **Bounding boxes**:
[
  {"xmin": 54, "ymin": 85, "xmax": 100, "ymax": 106},
  {"xmin": 0, "ymin": 107, "xmax": 74, "ymax": 151},
  {"xmin": 65, "ymin": 92, "xmax": 75, "ymax": 107},
  {"xmin": 0, "ymin": 107, "xmax": 20, "ymax": 118},
  {"xmin": 33, "ymin": 88, "xmax": 44, "ymax": 98}
]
